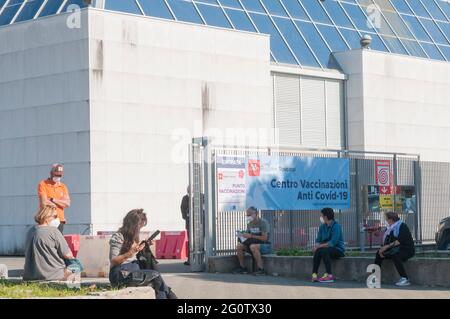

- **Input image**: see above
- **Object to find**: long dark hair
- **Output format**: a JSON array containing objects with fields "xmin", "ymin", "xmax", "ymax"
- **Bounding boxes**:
[{"xmin": 118, "ymin": 208, "xmax": 147, "ymax": 254}]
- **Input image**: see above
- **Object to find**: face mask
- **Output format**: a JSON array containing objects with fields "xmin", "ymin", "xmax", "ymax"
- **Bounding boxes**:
[
  {"xmin": 52, "ymin": 177, "xmax": 61, "ymax": 183},
  {"xmin": 49, "ymin": 218, "xmax": 60, "ymax": 228},
  {"xmin": 246, "ymin": 216, "xmax": 254, "ymax": 224},
  {"xmin": 320, "ymin": 217, "xmax": 325, "ymax": 224}
]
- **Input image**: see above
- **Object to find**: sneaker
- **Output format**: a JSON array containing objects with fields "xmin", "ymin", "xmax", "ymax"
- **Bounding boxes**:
[
  {"xmin": 232, "ymin": 266, "xmax": 248, "ymax": 274},
  {"xmin": 254, "ymin": 268, "xmax": 266, "ymax": 276},
  {"xmin": 319, "ymin": 273, "xmax": 335, "ymax": 283},
  {"xmin": 183, "ymin": 261, "xmax": 190, "ymax": 266},
  {"xmin": 395, "ymin": 277, "xmax": 411, "ymax": 287},
  {"xmin": 311, "ymin": 273, "xmax": 319, "ymax": 282}
]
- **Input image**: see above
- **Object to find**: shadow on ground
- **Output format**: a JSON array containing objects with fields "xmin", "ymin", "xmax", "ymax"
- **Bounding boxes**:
[
  {"xmin": 161, "ymin": 262, "xmax": 450, "ymax": 292},
  {"xmin": 8, "ymin": 269, "xmax": 23, "ymax": 277},
  {"xmin": 4, "ymin": 258, "xmax": 449, "ymax": 293},
  {"xmin": 156, "ymin": 260, "xmax": 191, "ymax": 273}
]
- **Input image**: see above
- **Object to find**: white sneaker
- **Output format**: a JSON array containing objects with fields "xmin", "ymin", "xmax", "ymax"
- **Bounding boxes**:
[{"xmin": 395, "ymin": 277, "xmax": 411, "ymax": 287}]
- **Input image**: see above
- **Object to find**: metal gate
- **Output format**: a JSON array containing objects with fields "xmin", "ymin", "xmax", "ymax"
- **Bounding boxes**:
[
  {"xmin": 188, "ymin": 138, "xmax": 206, "ymax": 271},
  {"xmin": 189, "ymin": 140, "xmax": 422, "ymax": 270}
]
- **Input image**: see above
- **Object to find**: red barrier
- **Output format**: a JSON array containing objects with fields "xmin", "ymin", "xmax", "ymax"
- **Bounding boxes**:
[
  {"xmin": 156, "ymin": 231, "xmax": 188, "ymax": 259},
  {"xmin": 64, "ymin": 234, "xmax": 80, "ymax": 257}
]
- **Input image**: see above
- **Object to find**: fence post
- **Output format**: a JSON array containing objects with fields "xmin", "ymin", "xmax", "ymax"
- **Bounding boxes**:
[
  {"xmin": 355, "ymin": 159, "xmax": 364, "ymax": 252},
  {"xmin": 188, "ymin": 143, "xmax": 193, "ymax": 265},
  {"xmin": 393, "ymin": 154, "xmax": 398, "ymax": 215},
  {"xmin": 289, "ymin": 211, "xmax": 293, "ymax": 249},
  {"xmin": 414, "ymin": 157, "xmax": 422, "ymax": 243},
  {"xmin": 189, "ymin": 139, "xmax": 206, "ymax": 272},
  {"xmin": 210, "ymin": 150, "xmax": 217, "ymax": 256},
  {"xmin": 337, "ymin": 151, "xmax": 342, "ymax": 232},
  {"xmin": 203, "ymin": 138, "xmax": 215, "ymax": 264}
]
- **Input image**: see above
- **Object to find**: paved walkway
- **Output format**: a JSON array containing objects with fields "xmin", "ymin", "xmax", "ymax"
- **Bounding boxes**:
[{"xmin": 1, "ymin": 257, "xmax": 449, "ymax": 299}]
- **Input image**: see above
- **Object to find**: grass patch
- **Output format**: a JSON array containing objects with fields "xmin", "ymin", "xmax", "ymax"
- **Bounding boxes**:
[
  {"xmin": 0, "ymin": 280, "xmax": 103, "ymax": 299},
  {"xmin": 276, "ymin": 248, "xmax": 370, "ymax": 257},
  {"xmin": 276, "ymin": 248, "xmax": 312, "ymax": 256},
  {"xmin": 276, "ymin": 248, "xmax": 362, "ymax": 256}
]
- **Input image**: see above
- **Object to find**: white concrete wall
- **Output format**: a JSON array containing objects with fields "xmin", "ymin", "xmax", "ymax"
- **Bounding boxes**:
[
  {"xmin": 87, "ymin": 10, "xmax": 272, "ymax": 233},
  {"xmin": 0, "ymin": 12, "xmax": 92, "ymax": 254},
  {"xmin": 334, "ymin": 49, "xmax": 450, "ymax": 162}
]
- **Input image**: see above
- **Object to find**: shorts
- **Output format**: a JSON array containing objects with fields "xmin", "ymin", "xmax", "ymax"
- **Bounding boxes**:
[
  {"xmin": 240, "ymin": 238, "xmax": 272, "ymax": 255},
  {"xmin": 259, "ymin": 244, "xmax": 272, "ymax": 255}
]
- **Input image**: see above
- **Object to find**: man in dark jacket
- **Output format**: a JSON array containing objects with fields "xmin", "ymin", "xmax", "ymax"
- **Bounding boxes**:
[{"xmin": 180, "ymin": 186, "xmax": 190, "ymax": 266}]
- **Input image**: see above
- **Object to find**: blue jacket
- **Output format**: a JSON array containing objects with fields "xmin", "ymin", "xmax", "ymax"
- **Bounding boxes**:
[{"xmin": 315, "ymin": 220, "xmax": 345, "ymax": 253}]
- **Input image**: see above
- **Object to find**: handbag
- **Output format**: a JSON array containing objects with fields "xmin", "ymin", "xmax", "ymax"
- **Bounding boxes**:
[
  {"xmin": 136, "ymin": 241, "xmax": 159, "ymax": 271},
  {"xmin": 382, "ymin": 231, "xmax": 400, "ymax": 257},
  {"xmin": 382, "ymin": 245, "xmax": 400, "ymax": 257},
  {"xmin": 136, "ymin": 230, "xmax": 160, "ymax": 271}
]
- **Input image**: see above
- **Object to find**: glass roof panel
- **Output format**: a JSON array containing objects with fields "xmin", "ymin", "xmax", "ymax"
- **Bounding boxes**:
[{"xmin": 4, "ymin": 0, "xmax": 450, "ymax": 69}]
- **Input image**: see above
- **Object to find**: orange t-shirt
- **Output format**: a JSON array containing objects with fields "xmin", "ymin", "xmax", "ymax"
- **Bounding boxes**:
[{"xmin": 37, "ymin": 179, "xmax": 69, "ymax": 222}]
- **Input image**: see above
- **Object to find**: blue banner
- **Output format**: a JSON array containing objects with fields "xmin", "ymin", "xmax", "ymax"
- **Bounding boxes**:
[{"xmin": 246, "ymin": 156, "xmax": 350, "ymax": 210}]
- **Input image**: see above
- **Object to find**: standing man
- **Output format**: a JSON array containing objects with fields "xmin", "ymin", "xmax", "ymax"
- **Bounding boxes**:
[
  {"xmin": 180, "ymin": 186, "xmax": 190, "ymax": 266},
  {"xmin": 38, "ymin": 164, "xmax": 71, "ymax": 234}
]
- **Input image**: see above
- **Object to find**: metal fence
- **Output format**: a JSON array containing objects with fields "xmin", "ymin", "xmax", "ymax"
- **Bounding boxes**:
[
  {"xmin": 209, "ymin": 147, "xmax": 419, "ymax": 255},
  {"xmin": 420, "ymin": 161, "xmax": 450, "ymax": 242},
  {"xmin": 189, "ymin": 142, "xmax": 448, "ymax": 267}
]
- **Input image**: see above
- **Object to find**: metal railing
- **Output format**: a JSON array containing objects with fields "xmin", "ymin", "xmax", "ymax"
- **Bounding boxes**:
[
  {"xmin": 190, "ymin": 142, "xmax": 450, "ymax": 266},
  {"xmin": 420, "ymin": 161, "xmax": 450, "ymax": 242}
]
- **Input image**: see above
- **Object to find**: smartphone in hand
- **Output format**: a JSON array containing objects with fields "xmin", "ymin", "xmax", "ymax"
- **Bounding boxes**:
[{"xmin": 141, "ymin": 230, "xmax": 160, "ymax": 245}]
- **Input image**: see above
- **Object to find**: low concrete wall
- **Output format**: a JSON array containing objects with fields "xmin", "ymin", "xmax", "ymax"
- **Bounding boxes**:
[{"xmin": 208, "ymin": 255, "xmax": 450, "ymax": 288}]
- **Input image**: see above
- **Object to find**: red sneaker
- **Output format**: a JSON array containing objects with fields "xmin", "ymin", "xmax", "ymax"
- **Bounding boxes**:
[{"xmin": 319, "ymin": 274, "xmax": 335, "ymax": 283}]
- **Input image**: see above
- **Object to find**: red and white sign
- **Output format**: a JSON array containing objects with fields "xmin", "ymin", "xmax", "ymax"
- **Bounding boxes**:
[
  {"xmin": 248, "ymin": 160, "xmax": 260, "ymax": 177},
  {"xmin": 376, "ymin": 160, "xmax": 392, "ymax": 194},
  {"xmin": 380, "ymin": 186, "xmax": 391, "ymax": 195}
]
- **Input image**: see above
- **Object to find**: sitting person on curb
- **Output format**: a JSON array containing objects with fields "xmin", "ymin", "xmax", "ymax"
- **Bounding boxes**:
[
  {"xmin": 23, "ymin": 205, "xmax": 78, "ymax": 281},
  {"xmin": 311, "ymin": 207, "xmax": 345, "ymax": 283},
  {"xmin": 374, "ymin": 211, "xmax": 415, "ymax": 287},
  {"xmin": 109, "ymin": 208, "xmax": 177, "ymax": 299},
  {"xmin": 233, "ymin": 207, "xmax": 272, "ymax": 275}
]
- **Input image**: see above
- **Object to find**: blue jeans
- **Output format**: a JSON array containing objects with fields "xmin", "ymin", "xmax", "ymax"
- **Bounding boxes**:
[{"xmin": 109, "ymin": 262, "xmax": 173, "ymax": 299}]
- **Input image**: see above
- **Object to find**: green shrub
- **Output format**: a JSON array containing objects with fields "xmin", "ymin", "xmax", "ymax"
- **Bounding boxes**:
[{"xmin": 276, "ymin": 248, "xmax": 312, "ymax": 256}]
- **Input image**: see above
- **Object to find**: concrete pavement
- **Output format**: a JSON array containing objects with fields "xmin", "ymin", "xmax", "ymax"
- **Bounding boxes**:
[{"xmin": 1, "ymin": 257, "xmax": 449, "ymax": 299}]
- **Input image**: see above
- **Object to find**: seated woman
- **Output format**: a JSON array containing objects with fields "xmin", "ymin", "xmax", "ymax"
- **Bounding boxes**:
[
  {"xmin": 311, "ymin": 208, "xmax": 345, "ymax": 283},
  {"xmin": 109, "ymin": 208, "xmax": 176, "ymax": 299},
  {"xmin": 23, "ymin": 205, "xmax": 74, "ymax": 281},
  {"xmin": 375, "ymin": 212, "xmax": 415, "ymax": 287}
]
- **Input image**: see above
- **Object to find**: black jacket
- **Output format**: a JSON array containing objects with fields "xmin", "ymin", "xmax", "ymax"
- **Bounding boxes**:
[
  {"xmin": 180, "ymin": 194, "xmax": 189, "ymax": 221},
  {"xmin": 386, "ymin": 223, "xmax": 415, "ymax": 257}
]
